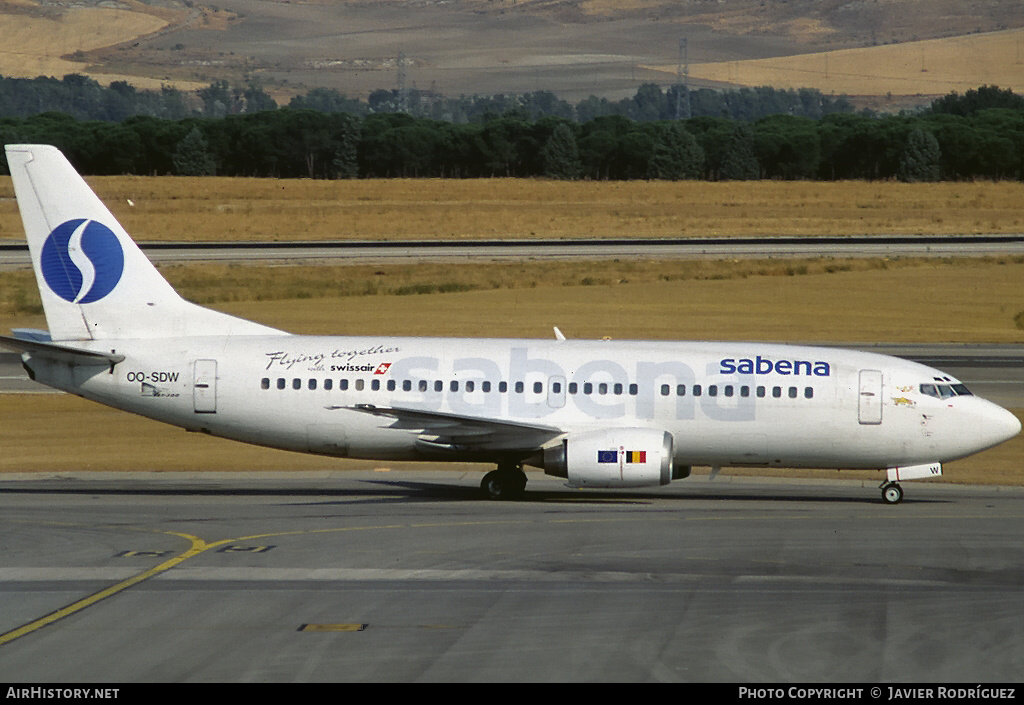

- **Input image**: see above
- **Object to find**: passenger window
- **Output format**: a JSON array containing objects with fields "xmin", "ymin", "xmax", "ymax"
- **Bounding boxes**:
[
  {"xmin": 552, "ymin": 382, "xmax": 562, "ymax": 394},
  {"xmin": 515, "ymin": 382, "xmax": 525, "ymax": 393},
  {"xmin": 324, "ymin": 379, "xmax": 333, "ymax": 391},
  {"xmin": 402, "ymin": 379, "xmax": 412, "ymax": 392},
  {"xmin": 708, "ymin": 385, "xmax": 718, "ymax": 397},
  {"xmin": 584, "ymin": 383, "xmax": 593, "ymax": 395},
  {"xmin": 340, "ymin": 379, "xmax": 349, "ymax": 391},
  {"xmin": 533, "ymin": 382, "xmax": 543, "ymax": 394},
  {"xmin": 482, "ymin": 381, "xmax": 491, "ymax": 393},
  {"xmin": 724, "ymin": 385, "xmax": 733, "ymax": 397},
  {"xmin": 261, "ymin": 378, "xmax": 270, "ymax": 390},
  {"xmin": 355, "ymin": 379, "xmax": 364, "ymax": 391},
  {"xmin": 598, "ymin": 383, "xmax": 607, "ymax": 395},
  {"xmin": 419, "ymin": 380, "xmax": 428, "ymax": 392},
  {"xmin": 569, "ymin": 382, "xmax": 578, "ymax": 394},
  {"xmin": 693, "ymin": 385, "xmax": 702, "ymax": 397},
  {"xmin": 308, "ymin": 379, "xmax": 317, "ymax": 390},
  {"xmin": 467, "ymin": 381, "xmax": 475, "ymax": 392},
  {"xmin": 772, "ymin": 387, "xmax": 782, "ymax": 398},
  {"xmin": 435, "ymin": 380, "xmax": 443, "ymax": 392},
  {"xmin": 614, "ymin": 383, "xmax": 623, "ymax": 395},
  {"xmin": 386, "ymin": 380, "xmax": 395, "ymax": 392},
  {"xmin": 740, "ymin": 386, "xmax": 750, "ymax": 398},
  {"xmin": 499, "ymin": 382, "xmax": 508, "ymax": 393},
  {"xmin": 371, "ymin": 379, "xmax": 380, "ymax": 391},
  {"xmin": 804, "ymin": 387, "xmax": 813, "ymax": 399},
  {"xmin": 676, "ymin": 384, "xmax": 686, "ymax": 396},
  {"xmin": 629, "ymin": 383, "xmax": 638, "ymax": 395},
  {"xmin": 450, "ymin": 380, "xmax": 458, "ymax": 392},
  {"xmin": 756, "ymin": 386, "xmax": 766, "ymax": 398},
  {"xmin": 660, "ymin": 384, "xmax": 670, "ymax": 396},
  {"xmin": 788, "ymin": 387, "xmax": 797, "ymax": 398},
  {"xmin": 292, "ymin": 378, "xmax": 301, "ymax": 390}
]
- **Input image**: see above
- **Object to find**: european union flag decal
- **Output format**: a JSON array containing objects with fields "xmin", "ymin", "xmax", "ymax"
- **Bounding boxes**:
[{"xmin": 597, "ymin": 450, "xmax": 618, "ymax": 463}]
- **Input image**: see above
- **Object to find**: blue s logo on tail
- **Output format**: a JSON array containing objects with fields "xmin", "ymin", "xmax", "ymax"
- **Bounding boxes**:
[{"xmin": 40, "ymin": 219, "xmax": 124, "ymax": 303}]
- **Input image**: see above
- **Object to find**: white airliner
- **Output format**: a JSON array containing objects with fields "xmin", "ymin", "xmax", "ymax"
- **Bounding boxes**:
[{"xmin": 2, "ymin": 144, "xmax": 1019, "ymax": 503}]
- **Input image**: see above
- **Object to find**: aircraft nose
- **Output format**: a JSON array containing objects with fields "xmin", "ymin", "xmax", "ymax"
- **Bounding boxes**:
[{"xmin": 978, "ymin": 403, "xmax": 1021, "ymax": 449}]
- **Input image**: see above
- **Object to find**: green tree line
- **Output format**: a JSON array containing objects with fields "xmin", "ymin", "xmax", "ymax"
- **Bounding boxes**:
[{"xmin": 2, "ymin": 85, "xmax": 1023, "ymax": 181}]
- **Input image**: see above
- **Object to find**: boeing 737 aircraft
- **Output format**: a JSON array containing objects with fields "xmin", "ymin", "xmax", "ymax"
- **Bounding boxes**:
[{"xmin": 2, "ymin": 144, "xmax": 1019, "ymax": 503}]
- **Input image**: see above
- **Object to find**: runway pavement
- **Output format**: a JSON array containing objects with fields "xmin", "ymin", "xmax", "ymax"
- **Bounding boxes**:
[
  {"xmin": 3, "ymin": 235, "xmax": 1024, "ymax": 267},
  {"xmin": 0, "ymin": 471, "xmax": 1021, "ymax": 682}
]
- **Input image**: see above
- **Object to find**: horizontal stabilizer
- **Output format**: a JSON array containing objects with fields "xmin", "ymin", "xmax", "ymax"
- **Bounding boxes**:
[
  {"xmin": 10, "ymin": 328, "xmax": 52, "ymax": 342},
  {"xmin": 0, "ymin": 334, "xmax": 124, "ymax": 367}
]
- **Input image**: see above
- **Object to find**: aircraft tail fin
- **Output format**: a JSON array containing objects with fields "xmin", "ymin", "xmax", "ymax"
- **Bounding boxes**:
[{"xmin": 5, "ymin": 144, "xmax": 285, "ymax": 341}]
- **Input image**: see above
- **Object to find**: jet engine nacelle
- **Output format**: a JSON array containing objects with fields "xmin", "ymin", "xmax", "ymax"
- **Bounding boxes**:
[{"xmin": 540, "ymin": 428, "xmax": 688, "ymax": 488}]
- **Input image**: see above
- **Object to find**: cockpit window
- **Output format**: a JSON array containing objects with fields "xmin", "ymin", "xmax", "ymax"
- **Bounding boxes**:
[{"xmin": 920, "ymin": 383, "xmax": 972, "ymax": 399}]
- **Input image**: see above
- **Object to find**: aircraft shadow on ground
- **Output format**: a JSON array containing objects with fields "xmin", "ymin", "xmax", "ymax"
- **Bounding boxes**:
[
  {"xmin": 358, "ymin": 480, "xmax": 947, "ymax": 505},
  {"xmin": 0, "ymin": 480, "xmax": 948, "ymax": 506}
]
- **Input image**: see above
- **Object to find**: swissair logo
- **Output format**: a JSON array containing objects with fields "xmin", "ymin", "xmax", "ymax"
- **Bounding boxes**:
[{"xmin": 373, "ymin": 363, "xmax": 392, "ymax": 375}]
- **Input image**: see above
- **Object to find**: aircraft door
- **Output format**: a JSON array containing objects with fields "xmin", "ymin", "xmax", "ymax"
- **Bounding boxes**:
[
  {"xmin": 193, "ymin": 359, "xmax": 218, "ymax": 414},
  {"xmin": 858, "ymin": 369, "xmax": 882, "ymax": 425},
  {"xmin": 547, "ymin": 375, "xmax": 566, "ymax": 409}
]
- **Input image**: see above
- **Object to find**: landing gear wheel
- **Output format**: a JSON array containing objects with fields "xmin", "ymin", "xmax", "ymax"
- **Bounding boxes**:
[
  {"xmin": 480, "ymin": 467, "xmax": 527, "ymax": 501},
  {"xmin": 880, "ymin": 482, "xmax": 903, "ymax": 505}
]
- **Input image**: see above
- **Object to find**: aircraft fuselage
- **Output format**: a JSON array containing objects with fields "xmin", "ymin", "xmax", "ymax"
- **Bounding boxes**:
[{"xmin": 30, "ymin": 336, "xmax": 1014, "ymax": 472}]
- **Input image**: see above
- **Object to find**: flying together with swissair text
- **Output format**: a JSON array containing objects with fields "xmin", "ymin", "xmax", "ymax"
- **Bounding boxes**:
[{"xmin": 2, "ymin": 144, "xmax": 1019, "ymax": 503}]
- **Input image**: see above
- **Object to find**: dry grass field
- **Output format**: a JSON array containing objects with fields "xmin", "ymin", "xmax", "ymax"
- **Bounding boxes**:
[
  {"xmin": 0, "ymin": 0, "xmax": 218, "ymax": 90},
  {"xmin": 182, "ymin": 259, "xmax": 1024, "ymax": 343},
  {"xmin": 652, "ymin": 26, "xmax": 1024, "ymax": 96},
  {"xmin": 0, "ymin": 0, "xmax": 189, "ymax": 89},
  {"xmin": 3, "ymin": 177, "xmax": 1024, "ymax": 242},
  {"xmin": 4, "ymin": 255, "xmax": 1024, "ymax": 340}
]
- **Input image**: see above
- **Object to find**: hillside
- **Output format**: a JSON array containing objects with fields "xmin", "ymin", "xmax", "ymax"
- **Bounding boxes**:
[{"xmin": 0, "ymin": 0, "xmax": 1022, "ymax": 103}]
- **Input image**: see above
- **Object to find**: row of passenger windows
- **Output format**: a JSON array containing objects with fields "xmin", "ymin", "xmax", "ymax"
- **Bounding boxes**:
[{"xmin": 260, "ymin": 377, "xmax": 815, "ymax": 399}]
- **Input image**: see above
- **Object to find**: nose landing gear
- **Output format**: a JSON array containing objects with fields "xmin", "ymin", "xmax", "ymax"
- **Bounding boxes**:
[{"xmin": 880, "ymin": 481, "xmax": 904, "ymax": 504}]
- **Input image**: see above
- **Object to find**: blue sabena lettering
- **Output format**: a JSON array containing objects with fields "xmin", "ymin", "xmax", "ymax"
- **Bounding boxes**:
[{"xmin": 719, "ymin": 356, "xmax": 830, "ymax": 377}]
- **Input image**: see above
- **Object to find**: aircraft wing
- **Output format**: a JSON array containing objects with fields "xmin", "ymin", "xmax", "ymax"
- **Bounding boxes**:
[
  {"xmin": 0, "ymin": 334, "xmax": 125, "ymax": 367},
  {"xmin": 334, "ymin": 403, "xmax": 564, "ymax": 454}
]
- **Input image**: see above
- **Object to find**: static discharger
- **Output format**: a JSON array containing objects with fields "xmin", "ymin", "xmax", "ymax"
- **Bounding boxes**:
[{"xmin": 298, "ymin": 623, "xmax": 368, "ymax": 632}]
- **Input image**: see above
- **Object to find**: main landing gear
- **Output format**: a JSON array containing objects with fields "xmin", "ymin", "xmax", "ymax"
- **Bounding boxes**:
[
  {"xmin": 481, "ymin": 463, "xmax": 528, "ymax": 501},
  {"xmin": 879, "ymin": 481, "xmax": 904, "ymax": 505}
]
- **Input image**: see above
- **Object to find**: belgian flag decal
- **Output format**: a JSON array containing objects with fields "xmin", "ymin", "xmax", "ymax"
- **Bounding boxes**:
[{"xmin": 597, "ymin": 450, "xmax": 648, "ymax": 463}]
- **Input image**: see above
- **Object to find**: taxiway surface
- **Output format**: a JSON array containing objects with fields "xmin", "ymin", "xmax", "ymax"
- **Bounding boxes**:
[
  {"xmin": 0, "ymin": 471, "xmax": 1021, "ymax": 682},
  {"xmin": 4, "ymin": 235, "xmax": 1024, "ymax": 268}
]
